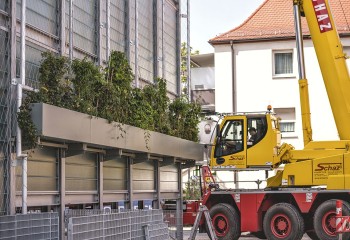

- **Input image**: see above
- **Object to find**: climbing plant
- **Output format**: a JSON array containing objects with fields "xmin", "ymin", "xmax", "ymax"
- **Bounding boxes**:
[
  {"xmin": 168, "ymin": 96, "xmax": 201, "ymax": 142},
  {"xmin": 71, "ymin": 57, "xmax": 104, "ymax": 116},
  {"xmin": 181, "ymin": 42, "xmax": 199, "ymax": 96},
  {"xmin": 18, "ymin": 51, "xmax": 201, "ymax": 149}
]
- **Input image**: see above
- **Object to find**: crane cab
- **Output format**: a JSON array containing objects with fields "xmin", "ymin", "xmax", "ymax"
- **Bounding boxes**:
[{"xmin": 210, "ymin": 113, "xmax": 282, "ymax": 170}]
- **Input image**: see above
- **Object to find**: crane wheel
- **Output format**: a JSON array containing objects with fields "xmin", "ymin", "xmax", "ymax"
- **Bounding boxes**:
[
  {"xmin": 208, "ymin": 203, "xmax": 240, "ymax": 240},
  {"xmin": 313, "ymin": 199, "xmax": 350, "ymax": 240},
  {"xmin": 305, "ymin": 230, "xmax": 319, "ymax": 240},
  {"xmin": 263, "ymin": 203, "xmax": 304, "ymax": 240},
  {"xmin": 251, "ymin": 231, "xmax": 267, "ymax": 239}
]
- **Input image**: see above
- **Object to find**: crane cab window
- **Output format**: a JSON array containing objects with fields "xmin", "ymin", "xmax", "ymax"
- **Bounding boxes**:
[
  {"xmin": 215, "ymin": 120, "xmax": 244, "ymax": 157},
  {"xmin": 247, "ymin": 117, "xmax": 267, "ymax": 147}
]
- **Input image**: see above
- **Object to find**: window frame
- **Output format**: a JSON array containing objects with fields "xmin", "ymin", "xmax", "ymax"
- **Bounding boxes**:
[
  {"xmin": 214, "ymin": 119, "xmax": 244, "ymax": 157},
  {"xmin": 272, "ymin": 50, "xmax": 295, "ymax": 79},
  {"xmin": 279, "ymin": 120, "xmax": 296, "ymax": 133},
  {"xmin": 274, "ymin": 107, "xmax": 298, "ymax": 138}
]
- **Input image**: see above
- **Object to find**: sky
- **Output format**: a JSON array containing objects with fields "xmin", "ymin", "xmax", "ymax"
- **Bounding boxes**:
[{"xmin": 190, "ymin": 0, "xmax": 265, "ymax": 53}]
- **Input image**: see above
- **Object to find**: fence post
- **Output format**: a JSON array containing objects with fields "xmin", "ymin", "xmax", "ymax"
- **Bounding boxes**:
[
  {"xmin": 67, "ymin": 217, "xmax": 73, "ymax": 240},
  {"xmin": 336, "ymin": 200, "xmax": 343, "ymax": 240}
]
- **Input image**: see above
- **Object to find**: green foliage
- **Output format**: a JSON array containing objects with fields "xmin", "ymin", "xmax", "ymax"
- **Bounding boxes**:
[
  {"xmin": 18, "ymin": 51, "xmax": 201, "ymax": 149},
  {"xmin": 142, "ymin": 78, "xmax": 171, "ymax": 134},
  {"xmin": 71, "ymin": 58, "xmax": 104, "ymax": 115},
  {"xmin": 18, "ymin": 92, "xmax": 39, "ymax": 149},
  {"xmin": 36, "ymin": 52, "xmax": 73, "ymax": 108},
  {"xmin": 169, "ymin": 96, "xmax": 201, "ymax": 142},
  {"xmin": 104, "ymin": 51, "xmax": 134, "ymax": 124},
  {"xmin": 184, "ymin": 175, "xmax": 201, "ymax": 200}
]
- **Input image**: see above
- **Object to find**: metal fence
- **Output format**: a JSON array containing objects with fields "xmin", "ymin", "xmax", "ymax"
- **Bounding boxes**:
[
  {"xmin": 0, "ymin": 1, "xmax": 12, "ymax": 216},
  {"xmin": 0, "ymin": 212, "xmax": 59, "ymax": 240},
  {"xmin": 67, "ymin": 209, "xmax": 168, "ymax": 240},
  {"xmin": 144, "ymin": 223, "xmax": 170, "ymax": 240},
  {"xmin": 163, "ymin": 210, "xmax": 182, "ymax": 240}
]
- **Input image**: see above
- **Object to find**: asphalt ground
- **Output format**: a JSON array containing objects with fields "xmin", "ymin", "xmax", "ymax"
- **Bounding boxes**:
[{"xmin": 182, "ymin": 230, "xmax": 312, "ymax": 239}]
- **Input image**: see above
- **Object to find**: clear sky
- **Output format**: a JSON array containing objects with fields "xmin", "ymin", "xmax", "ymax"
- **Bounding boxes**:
[{"xmin": 190, "ymin": 0, "xmax": 264, "ymax": 53}]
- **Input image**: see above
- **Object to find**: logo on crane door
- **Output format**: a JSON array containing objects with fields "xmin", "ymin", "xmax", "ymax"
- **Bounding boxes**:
[{"xmin": 312, "ymin": 0, "xmax": 333, "ymax": 33}]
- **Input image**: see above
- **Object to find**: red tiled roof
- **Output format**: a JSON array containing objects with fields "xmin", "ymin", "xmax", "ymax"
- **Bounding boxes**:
[{"xmin": 209, "ymin": 0, "xmax": 350, "ymax": 44}]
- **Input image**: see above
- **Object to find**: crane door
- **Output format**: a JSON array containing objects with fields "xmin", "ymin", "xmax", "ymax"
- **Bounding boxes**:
[
  {"xmin": 212, "ymin": 116, "xmax": 248, "ymax": 169},
  {"xmin": 211, "ymin": 114, "xmax": 277, "ymax": 170}
]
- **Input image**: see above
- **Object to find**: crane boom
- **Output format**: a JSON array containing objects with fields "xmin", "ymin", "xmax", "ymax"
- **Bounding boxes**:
[{"xmin": 301, "ymin": 0, "xmax": 350, "ymax": 140}]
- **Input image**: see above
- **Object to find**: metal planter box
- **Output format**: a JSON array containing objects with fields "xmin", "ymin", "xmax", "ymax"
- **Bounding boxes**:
[{"xmin": 31, "ymin": 103, "xmax": 203, "ymax": 161}]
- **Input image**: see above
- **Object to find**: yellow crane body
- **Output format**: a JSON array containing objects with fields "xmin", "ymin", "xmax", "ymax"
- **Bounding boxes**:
[{"xmin": 210, "ymin": 0, "xmax": 350, "ymax": 190}]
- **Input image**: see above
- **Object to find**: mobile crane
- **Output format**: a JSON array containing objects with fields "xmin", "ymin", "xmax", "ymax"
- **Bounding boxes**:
[{"xmin": 200, "ymin": 0, "xmax": 350, "ymax": 239}]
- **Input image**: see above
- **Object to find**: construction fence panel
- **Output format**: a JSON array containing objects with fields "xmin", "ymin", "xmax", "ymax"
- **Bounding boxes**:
[
  {"xmin": 0, "ymin": 212, "xmax": 59, "ymax": 240},
  {"xmin": 144, "ymin": 223, "xmax": 170, "ymax": 240},
  {"xmin": 0, "ymin": 4, "xmax": 11, "ymax": 216},
  {"xmin": 163, "ymin": 210, "xmax": 180, "ymax": 239},
  {"xmin": 67, "ymin": 209, "xmax": 167, "ymax": 240}
]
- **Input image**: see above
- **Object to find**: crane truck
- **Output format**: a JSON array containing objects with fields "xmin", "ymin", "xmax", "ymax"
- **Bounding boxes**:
[{"xmin": 200, "ymin": 0, "xmax": 350, "ymax": 239}]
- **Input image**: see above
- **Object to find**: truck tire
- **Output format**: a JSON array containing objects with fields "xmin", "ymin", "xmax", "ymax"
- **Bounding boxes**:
[
  {"xmin": 263, "ymin": 203, "xmax": 304, "ymax": 240},
  {"xmin": 208, "ymin": 203, "xmax": 240, "ymax": 240},
  {"xmin": 313, "ymin": 199, "xmax": 350, "ymax": 240},
  {"xmin": 251, "ymin": 231, "xmax": 267, "ymax": 239},
  {"xmin": 306, "ymin": 230, "xmax": 319, "ymax": 240}
]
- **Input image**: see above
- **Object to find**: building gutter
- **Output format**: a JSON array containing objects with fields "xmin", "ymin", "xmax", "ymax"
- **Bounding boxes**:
[
  {"xmin": 230, "ymin": 40, "xmax": 239, "ymax": 188},
  {"xmin": 210, "ymin": 36, "xmax": 301, "ymax": 46},
  {"xmin": 230, "ymin": 41, "xmax": 236, "ymax": 113}
]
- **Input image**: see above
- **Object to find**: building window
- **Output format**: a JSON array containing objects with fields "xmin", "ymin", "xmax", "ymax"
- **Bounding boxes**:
[
  {"xmin": 273, "ymin": 50, "xmax": 294, "ymax": 77},
  {"xmin": 279, "ymin": 121, "xmax": 295, "ymax": 132},
  {"xmin": 345, "ymin": 47, "xmax": 350, "ymax": 70},
  {"xmin": 274, "ymin": 107, "xmax": 297, "ymax": 137}
]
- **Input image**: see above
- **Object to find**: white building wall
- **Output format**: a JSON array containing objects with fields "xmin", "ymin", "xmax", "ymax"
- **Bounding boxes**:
[
  {"xmin": 214, "ymin": 45, "xmax": 233, "ymax": 113},
  {"xmin": 191, "ymin": 67, "xmax": 215, "ymax": 89}
]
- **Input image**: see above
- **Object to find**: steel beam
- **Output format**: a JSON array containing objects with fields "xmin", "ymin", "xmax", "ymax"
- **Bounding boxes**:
[
  {"xmin": 59, "ymin": 0, "xmax": 65, "ymax": 55},
  {"xmin": 98, "ymin": 153, "xmax": 104, "ymax": 210},
  {"xmin": 175, "ymin": 0, "xmax": 181, "ymax": 96},
  {"xmin": 97, "ymin": 0, "xmax": 102, "ymax": 65},
  {"xmin": 176, "ymin": 161, "xmax": 183, "ymax": 239},
  {"xmin": 153, "ymin": 0, "xmax": 159, "ymax": 79},
  {"xmin": 59, "ymin": 149, "xmax": 66, "ymax": 240},
  {"xmin": 125, "ymin": 0, "xmax": 131, "ymax": 61},
  {"xmin": 127, "ymin": 157, "xmax": 133, "ymax": 209},
  {"xmin": 9, "ymin": 0, "xmax": 17, "ymax": 216},
  {"xmin": 154, "ymin": 160, "xmax": 161, "ymax": 209}
]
